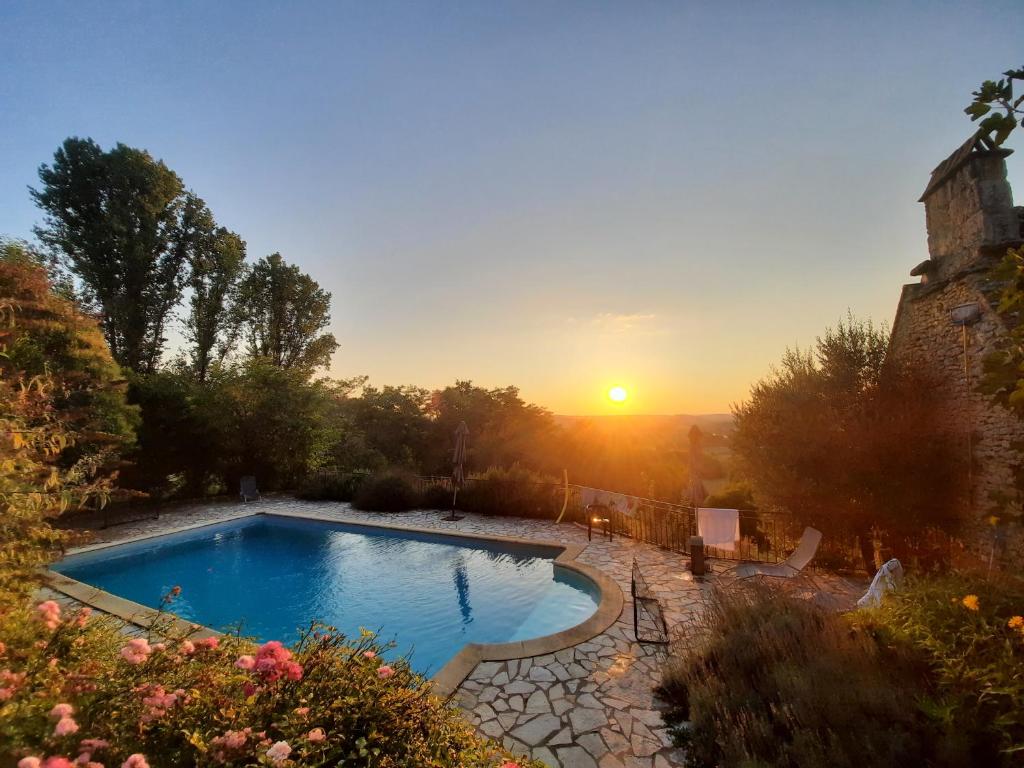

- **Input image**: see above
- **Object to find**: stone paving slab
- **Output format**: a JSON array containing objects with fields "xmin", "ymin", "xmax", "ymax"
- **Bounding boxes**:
[{"xmin": 54, "ymin": 497, "xmax": 866, "ymax": 768}]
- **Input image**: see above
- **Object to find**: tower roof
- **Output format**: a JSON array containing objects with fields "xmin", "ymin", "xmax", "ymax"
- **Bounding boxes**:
[{"xmin": 919, "ymin": 134, "xmax": 1013, "ymax": 202}]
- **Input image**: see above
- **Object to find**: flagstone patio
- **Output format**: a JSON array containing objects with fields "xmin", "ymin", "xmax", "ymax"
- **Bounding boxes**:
[{"xmin": 53, "ymin": 498, "xmax": 865, "ymax": 768}]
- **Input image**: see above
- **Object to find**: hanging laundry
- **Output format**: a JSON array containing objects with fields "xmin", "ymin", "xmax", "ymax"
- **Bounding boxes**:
[
  {"xmin": 579, "ymin": 486, "xmax": 638, "ymax": 517},
  {"xmin": 697, "ymin": 507, "xmax": 740, "ymax": 552}
]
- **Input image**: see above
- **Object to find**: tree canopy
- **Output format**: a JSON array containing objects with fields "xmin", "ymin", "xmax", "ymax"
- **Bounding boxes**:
[
  {"xmin": 731, "ymin": 315, "xmax": 966, "ymax": 568},
  {"xmin": 234, "ymin": 253, "xmax": 338, "ymax": 373},
  {"xmin": 32, "ymin": 138, "xmax": 194, "ymax": 372}
]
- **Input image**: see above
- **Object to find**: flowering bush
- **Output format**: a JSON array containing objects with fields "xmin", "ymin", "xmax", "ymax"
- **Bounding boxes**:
[
  {"xmin": 0, "ymin": 592, "xmax": 539, "ymax": 767},
  {"xmin": 863, "ymin": 572, "xmax": 1024, "ymax": 758}
]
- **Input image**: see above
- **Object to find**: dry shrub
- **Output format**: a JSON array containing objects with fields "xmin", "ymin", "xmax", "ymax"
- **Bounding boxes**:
[{"xmin": 657, "ymin": 583, "xmax": 985, "ymax": 768}]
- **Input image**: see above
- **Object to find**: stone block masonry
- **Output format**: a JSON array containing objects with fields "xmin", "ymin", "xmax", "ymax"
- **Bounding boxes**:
[{"xmin": 890, "ymin": 135, "xmax": 1024, "ymax": 561}]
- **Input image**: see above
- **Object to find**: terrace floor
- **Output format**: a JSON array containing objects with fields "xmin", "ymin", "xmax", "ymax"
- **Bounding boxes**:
[{"xmin": 52, "ymin": 498, "xmax": 866, "ymax": 768}]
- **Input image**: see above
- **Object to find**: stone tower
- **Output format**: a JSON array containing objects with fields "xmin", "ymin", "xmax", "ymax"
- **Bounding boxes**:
[{"xmin": 889, "ymin": 135, "xmax": 1024, "ymax": 554}]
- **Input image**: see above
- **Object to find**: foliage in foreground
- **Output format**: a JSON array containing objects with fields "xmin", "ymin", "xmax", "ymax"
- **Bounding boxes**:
[
  {"xmin": 864, "ymin": 572, "xmax": 1024, "ymax": 758},
  {"xmin": 656, "ymin": 582, "xmax": 1020, "ymax": 768},
  {"xmin": 0, "ymin": 598, "xmax": 536, "ymax": 768}
]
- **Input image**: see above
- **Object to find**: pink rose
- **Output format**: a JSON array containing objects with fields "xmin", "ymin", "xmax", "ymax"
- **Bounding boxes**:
[
  {"xmin": 36, "ymin": 600, "xmax": 62, "ymax": 629},
  {"xmin": 119, "ymin": 638, "xmax": 152, "ymax": 665},
  {"xmin": 235, "ymin": 654, "xmax": 256, "ymax": 670},
  {"xmin": 265, "ymin": 741, "xmax": 291, "ymax": 764},
  {"xmin": 377, "ymin": 665, "xmax": 395, "ymax": 679},
  {"xmin": 306, "ymin": 728, "xmax": 326, "ymax": 743},
  {"xmin": 500, "ymin": 763, "xmax": 522, "ymax": 768},
  {"xmin": 120, "ymin": 756, "xmax": 149, "ymax": 768},
  {"xmin": 195, "ymin": 637, "xmax": 219, "ymax": 650},
  {"xmin": 362, "ymin": 650, "xmax": 376, "ymax": 659},
  {"xmin": 49, "ymin": 703, "xmax": 74, "ymax": 719},
  {"xmin": 55, "ymin": 717, "xmax": 80, "ymax": 736},
  {"xmin": 179, "ymin": 640, "xmax": 195, "ymax": 655},
  {"xmin": 43, "ymin": 758, "xmax": 74, "ymax": 768},
  {"xmin": 18, "ymin": 758, "xmax": 41, "ymax": 768}
]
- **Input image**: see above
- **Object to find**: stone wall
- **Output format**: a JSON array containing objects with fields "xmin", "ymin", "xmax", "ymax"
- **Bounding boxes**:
[{"xmin": 890, "ymin": 139, "xmax": 1024, "ymax": 563}]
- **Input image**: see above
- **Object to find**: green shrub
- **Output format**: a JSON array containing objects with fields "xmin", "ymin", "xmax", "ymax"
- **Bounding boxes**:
[
  {"xmin": 0, "ymin": 594, "xmax": 539, "ymax": 767},
  {"xmin": 297, "ymin": 471, "xmax": 369, "ymax": 502},
  {"xmin": 863, "ymin": 571, "xmax": 1024, "ymax": 758},
  {"xmin": 351, "ymin": 471, "xmax": 420, "ymax": 512},
  {"xmin": 657, "ymin": 583, "xmax": 982, "ymax": 768},
  {"xmin": 455, "ymin": 466, "xmax": 560, "ymax": 518},
  {"xmin": 420, "ymin": 483, "xmax": 455, "ymax": 510}
]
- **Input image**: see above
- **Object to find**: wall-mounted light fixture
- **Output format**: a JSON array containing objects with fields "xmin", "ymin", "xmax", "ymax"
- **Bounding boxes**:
[{"xmin": 950, "ymin": 303, "xmax": 981, "ymax": 326}]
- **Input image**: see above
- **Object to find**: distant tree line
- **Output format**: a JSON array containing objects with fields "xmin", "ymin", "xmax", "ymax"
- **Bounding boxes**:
[{"xmin": 11, "ymin": 137, "xmax": 717, "ymax": 503}]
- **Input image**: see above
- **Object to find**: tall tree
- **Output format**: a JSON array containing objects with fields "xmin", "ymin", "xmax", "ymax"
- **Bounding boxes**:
[
  {"xmin": 178, "ymin": 194, "xmax": 246, "ymax": 382},
  {"xmin": 234, "ymin": 253, "xmax": 338, "ymax": 372},
  {"xmin": 732, "ymin": 316, "xmax": 965, "ymax": 569},
  {"xmin": 32, "ymin": 138, "xmax": 192, "ymax": 373}
]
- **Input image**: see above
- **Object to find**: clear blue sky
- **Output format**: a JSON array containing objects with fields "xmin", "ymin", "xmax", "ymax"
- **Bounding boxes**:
[{"xmin": 1, "ymin": 1, "xmax": 1020, "ymax": 413}]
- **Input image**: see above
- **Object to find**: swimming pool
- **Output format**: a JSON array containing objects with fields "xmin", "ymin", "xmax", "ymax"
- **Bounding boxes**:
[{"xmin": 53, "ymin": 515, "xmax": 601, "ymax": 675}]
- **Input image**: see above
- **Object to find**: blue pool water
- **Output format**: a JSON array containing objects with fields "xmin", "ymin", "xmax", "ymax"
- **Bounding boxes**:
[{"xmin": 54, "ymin": 515, "xmax": 599, "ymax": 674}]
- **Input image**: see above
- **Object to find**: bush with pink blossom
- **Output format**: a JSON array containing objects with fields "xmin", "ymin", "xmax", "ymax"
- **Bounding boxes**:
[{"xmin": 0, "ymin": 591, "xmax": 540, "ymax": 767}]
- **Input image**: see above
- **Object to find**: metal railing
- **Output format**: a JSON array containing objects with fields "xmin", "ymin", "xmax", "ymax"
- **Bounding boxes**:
[{"xmin": 410, "ymin": 475, "xmax": 804, "ymax": 564}]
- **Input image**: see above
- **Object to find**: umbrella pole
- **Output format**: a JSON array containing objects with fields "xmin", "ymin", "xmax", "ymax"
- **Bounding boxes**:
[{"xmin": 445, "ymin": 482, "xmax": 463, "ymax": 522}]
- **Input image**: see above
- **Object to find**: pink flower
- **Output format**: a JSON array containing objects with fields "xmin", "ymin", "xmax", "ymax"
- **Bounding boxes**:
[
  {"xmin": 179, "ymin": 640, "xmax": 195, "ymax": 655},
  {"xmin": 306, "ymin": 728, "xmax": 326, "ymax": 743},
  {"xmin": 18, "ymin": 758, "xmax": 41, "ymax": 768},
  {"xmin": 119, "ymin": 638, "xmax": 151, "ymax": 665},
  {"xmin": 36, "ymin": 600, "xmax": 62, "ymax": 629},
  {"xmin": 362, "ymin": 650, "xmax": 376, "ymax": 659},
  {"xmin": 195, "ymin": 637, "xmax": 219, "ymax": 650},
  {"xmin": 151, "ymin": 643, "xmax": 166, "ymax": 652},
  {"xmin": 499, "ymin": 763, "xmax": 521, "ymax": 768},
  {"xmin": 55, "ymin": 717, "xmax": 80, "ymax": 736},
  {"xmin": 265, "ymin": 741, "xmax": 291, "ymax": 764},
  {"xmin": 74, "ymin": 608, "xmax": 92, "ymax": 628},
  {"xmin": 234, "ymin": 654, "xmax": 256, "ymax": 670},
  {"xmin": 0, "ymin": 688, "xmax": 15, "ymax": 700},
  {"xmin": 377, "ymin": 665, "xmax": 395, "ymax": 679},
  {"xmin": 120, "ymin": 756, "xmax": 149, "ymax": 768},
  {"xmin": 0, "ymin": 641, "xmax": 6, "ymax": 655},
  {"xmin": 294, "ymin": 706, "xmax": 309, "ymax": 717},
  {"xmin": 42, "ymin": 759, "xmax": 74, "ymax": 768},
  {"xmin": 49, "ymin": 703, "xmax": 74, "ymax": 719},
  {"xmin": 281, "ymin": 660, "xmax": 303, "ymax": 681}
]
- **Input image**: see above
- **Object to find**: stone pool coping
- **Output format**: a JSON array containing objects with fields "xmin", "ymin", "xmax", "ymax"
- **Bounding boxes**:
[{"xmin": 43, "ymin": 509, "xmax": 624, "ymax": 698}]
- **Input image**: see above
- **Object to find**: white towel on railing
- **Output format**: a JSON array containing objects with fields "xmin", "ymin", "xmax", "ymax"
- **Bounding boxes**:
[
  {"xmin": 697, "ymin": 508, "xmax": 740, "ymax": 552},
  {"xmin": 579, "ymin": 487, "xmax": 637, "ymax": 517}
]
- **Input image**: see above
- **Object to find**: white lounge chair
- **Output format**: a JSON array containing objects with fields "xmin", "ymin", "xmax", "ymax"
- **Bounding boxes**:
[{"xmin": 734, "ymin": 526, "xmax": 822, "ymax": 579}]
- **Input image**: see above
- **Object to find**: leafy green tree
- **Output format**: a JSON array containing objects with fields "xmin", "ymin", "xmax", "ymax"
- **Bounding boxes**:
[
  {"xmin": 178, "ymin": 194, "xmax": 247, "ymax": 382},
  {"xmin": 32, "ymin": 138, "xmax": 195, "ymax": 372},
  {"xmin": 0, "ymin": 242, "xmax": 133, "ymax": 595},
  {"xmin": 340, "ymin": 384, "xmax": 431, "ymax": 468},
  {"xmin": 965, "ymin": 67, "xmax": 1024, "ymax": 147},
  {"xmin": 732, "ymin": 316, "xmax": 965, "ymax": 569},
  {"xmin": 234, "ymin": 253, "xmax": 338, "ymax": 373},
  {"xmin": 0, "ymin": 239, "xmax": 138, "ymax": 470}
]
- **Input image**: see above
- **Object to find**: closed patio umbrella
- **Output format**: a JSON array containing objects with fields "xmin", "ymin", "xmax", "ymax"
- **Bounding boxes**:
[
  {"xmin": 687, "ymin": 424, "xmax": 707, "ymax": 508},
  {"xmin": 445, "ymin": 421, "xmax": 469, "ymax": 522}
]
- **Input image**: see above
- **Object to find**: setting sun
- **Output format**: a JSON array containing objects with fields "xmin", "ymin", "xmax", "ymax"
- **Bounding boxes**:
[{"xmin": 608, "ymin": 385, "xmax": 628, "ymax": 403}]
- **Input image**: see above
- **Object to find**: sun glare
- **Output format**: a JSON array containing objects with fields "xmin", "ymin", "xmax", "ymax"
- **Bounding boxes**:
[{"xmin": 608, "ymin": 385, "xmax": 628, "ymax": 403}]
